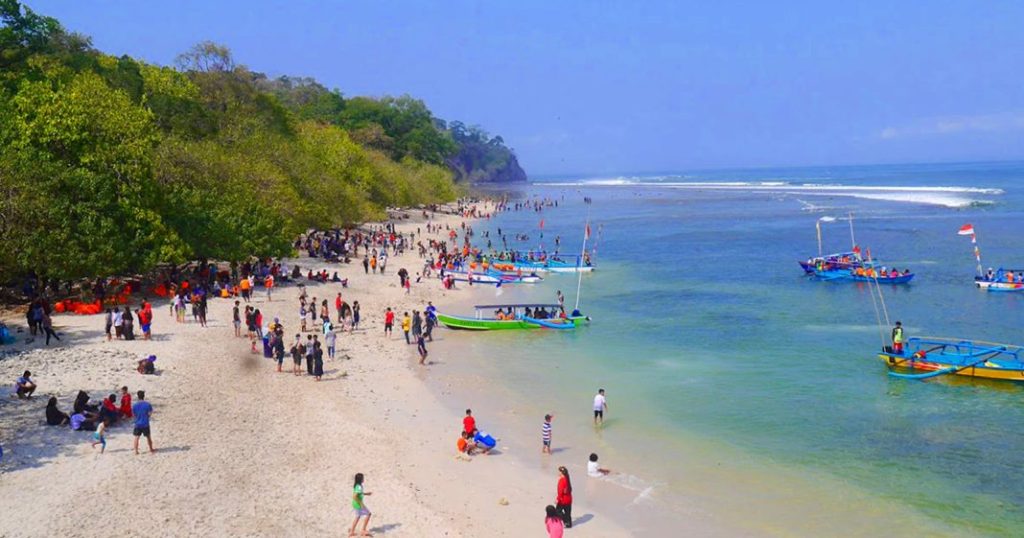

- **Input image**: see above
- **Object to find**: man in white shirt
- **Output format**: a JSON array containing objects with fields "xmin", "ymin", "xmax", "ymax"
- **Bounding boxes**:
[{"xmin": 593, "ymin": 388, "xmax": 607, "ymax": 426}]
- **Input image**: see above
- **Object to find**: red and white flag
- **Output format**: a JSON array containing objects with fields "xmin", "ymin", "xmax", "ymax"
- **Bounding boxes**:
[
  {"xmin": 584, "ymin": 223, "xmax": 591, "ymax": 240},
  {"xmin": 958, "ymin": 224, "xmax": 975, "ymax": 236}
]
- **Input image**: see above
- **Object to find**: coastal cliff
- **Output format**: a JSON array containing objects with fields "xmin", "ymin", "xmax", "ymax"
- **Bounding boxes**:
[{"xmin": 445, "ymin": 121, "xmax": 528, "ymax": 183}]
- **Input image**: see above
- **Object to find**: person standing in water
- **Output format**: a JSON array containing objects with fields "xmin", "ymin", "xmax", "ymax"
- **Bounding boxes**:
[
  {"xmin": 892, "ymin": 321, "xmax": 904, "ymax": 355},
  {"xmin": 349, "ymin": 472, "xmax": 372, "ymax": 537},
  {"xmin": 593, "ymin": 388, "xmax": 607, "ymax": 426}
]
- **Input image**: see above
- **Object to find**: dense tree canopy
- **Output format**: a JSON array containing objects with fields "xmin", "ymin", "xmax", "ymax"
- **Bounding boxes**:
[{"xmin": 0, "ymin": 1, "xmax": 465, "ymax": 284}]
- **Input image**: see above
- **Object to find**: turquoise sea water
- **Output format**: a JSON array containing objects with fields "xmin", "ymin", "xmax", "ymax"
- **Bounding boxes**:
[{"xmin": 439, "ymin": 161, "xmax": 1024, "ymax": 536}]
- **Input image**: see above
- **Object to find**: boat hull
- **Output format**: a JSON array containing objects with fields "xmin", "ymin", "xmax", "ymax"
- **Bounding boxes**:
[
  {"xmin": 976, "ymin": 280, "xmax": 1024, "ymax": 292},
  {"xmin": 436, "ymin": 313, "xmax": 589, "ymax": 331},
  {"xmin": 815, "ymin": 269, "xmax": 914, "ymax": 283},
  {"xmin": 878, "ymin": 352, "xmax": 1024, "ymax": 381}
]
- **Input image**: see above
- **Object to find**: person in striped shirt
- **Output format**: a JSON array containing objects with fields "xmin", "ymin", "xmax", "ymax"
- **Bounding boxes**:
[{"xmin": 542, "ymin": 413, "xmax": 554, "ymax": 454}]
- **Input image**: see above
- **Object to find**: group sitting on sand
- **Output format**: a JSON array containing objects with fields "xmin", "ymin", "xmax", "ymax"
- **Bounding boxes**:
[{"xmin": 41, "ymin": 388, "xmax": 155, "ymax": 454}]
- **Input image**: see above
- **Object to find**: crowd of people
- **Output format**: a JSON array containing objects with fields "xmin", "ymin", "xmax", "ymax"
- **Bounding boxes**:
[
  {"xmin": 37, "ymin": 384, "xmax": 156, "ymax": 455},
  {"xmin": 4, "ymin": 196, "xmax": 631, "ymax": 535}
]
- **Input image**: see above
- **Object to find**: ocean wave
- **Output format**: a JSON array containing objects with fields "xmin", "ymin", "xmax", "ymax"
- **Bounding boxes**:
[{"xmin": 541, "ymin": 179, "xmax": 1003, "ymax": 208}]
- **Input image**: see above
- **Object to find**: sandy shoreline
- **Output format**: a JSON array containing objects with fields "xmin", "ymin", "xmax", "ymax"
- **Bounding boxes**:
[{"xmin": 0, "ymin": 205, "xmax": 634, "ymax": 537}]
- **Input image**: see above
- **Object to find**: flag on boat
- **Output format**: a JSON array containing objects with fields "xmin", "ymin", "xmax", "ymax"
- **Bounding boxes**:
[
  {"xmin": 958, "ymin": 224, "xmax": 975, "ymax": 236},
  {"xmin": 584, "ymin": 223, "xmax": 591, "ymax": 240}
]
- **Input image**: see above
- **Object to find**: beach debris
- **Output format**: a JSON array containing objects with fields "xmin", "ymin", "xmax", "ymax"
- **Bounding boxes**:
[{"xmin": 498, "ymin": 497, "xmax": 509, "ymax": 506}]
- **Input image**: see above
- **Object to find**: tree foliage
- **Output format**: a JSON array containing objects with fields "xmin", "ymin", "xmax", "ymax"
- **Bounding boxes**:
[{"xmin": 0, "ymin": 1, "xmax": 469, "ymax": 284}]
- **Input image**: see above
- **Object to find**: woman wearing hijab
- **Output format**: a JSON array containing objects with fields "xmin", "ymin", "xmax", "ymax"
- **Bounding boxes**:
[{"xmin": 45, "ymin": 396, "xmax": 70, "ymax": 426}]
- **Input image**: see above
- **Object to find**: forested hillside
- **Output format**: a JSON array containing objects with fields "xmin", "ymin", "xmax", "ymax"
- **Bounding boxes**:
[{"xmin": 0, "ymin": 1, "xmax": 519, "ymax": 283}]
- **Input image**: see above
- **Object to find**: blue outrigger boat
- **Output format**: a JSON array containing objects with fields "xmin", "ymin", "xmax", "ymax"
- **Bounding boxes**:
[
  {"xmin": 492, "ymin": 253, "xmax": 594, "ymax": 273},
  {"xmin": 879, "ymin": 337, "xmax": 1024, "ymax": 381},
  {"xmin": 974, "ymin": 268, "xmax": 1024, "ymax": 292},
  {"xmin": 814, "ymin": 266, "xmax": 915, "ymax": 284}
]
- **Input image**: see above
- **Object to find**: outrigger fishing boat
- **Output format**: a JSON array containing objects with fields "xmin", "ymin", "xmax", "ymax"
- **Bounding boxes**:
[
  {"xmin": 799, "ymin": 251, "xmax": 864, "ymax": 274},
  {"xmin": 493, "ymin": 255, "xmax": 594, "ymax": 274},
  {"xmin": 975, "ymin": 269, "xmax": 1024, "ymax": 292},
  {"xmin": 436, "ymin": 303, "xmax": 590, "ymax": 331},
  {"xmin": 814, "ymin": 264, "xmax": 915, "ymax": 284},
  {"xmin": 879, "ymin": 337, "xmax": 1024, "ymax": 381},
  {"xmin": 799, "ymin": 215, "xmax": 869, "ymax": 274},
  {"xmin": 957, "ymin": 225, "xmax": 1022, "ymax": 292},
  {"xmin": 446, "ymin": 270, "xmax": 543, "ymax": 285}
]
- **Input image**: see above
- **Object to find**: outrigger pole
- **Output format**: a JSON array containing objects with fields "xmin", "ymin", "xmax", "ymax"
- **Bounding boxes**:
[
  {"xmin": 848, "ymin": 212, "xmax": 856, "ymax": 252},
  {"xmin": 573, "ymin": 198, "xmax": 592, "ymax": 313}
]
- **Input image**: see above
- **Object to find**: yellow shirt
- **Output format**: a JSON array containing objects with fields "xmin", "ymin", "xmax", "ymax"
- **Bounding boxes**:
[{"xmin": 402, "ymin": 317, "xmax": 411, "ymax": 331}]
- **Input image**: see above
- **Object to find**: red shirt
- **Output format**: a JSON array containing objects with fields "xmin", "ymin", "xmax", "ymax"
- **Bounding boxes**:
[
  {"xmin": 463, "ymin": 416, "xmax": 476, "ymax": 434},
  {"xmin": 385, "ymin": 311, "xmax": 395, "ymax": 324},
  {"xmin": 557, "ymin": 476, "xmax": 572, "ymax": 505},
  {"xmin": 120, "ymin": 393, "xmax": 133, "ymax": 418},
  {"xmin": 335, "ymin": 296, "xmax": 342, "ymax": 310}
]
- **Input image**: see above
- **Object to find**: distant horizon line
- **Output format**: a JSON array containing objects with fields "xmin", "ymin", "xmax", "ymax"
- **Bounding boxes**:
[{"xmin": 526, "ymin": 157, "xmax": 1024, "ymax": 180}]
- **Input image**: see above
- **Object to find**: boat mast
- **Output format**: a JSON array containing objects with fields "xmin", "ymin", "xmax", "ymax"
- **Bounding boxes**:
[
  {"xmin": 847, "ymin": 212, "xmax": 856, "ymax": 251},
  {"xmin": 573, "ymin": 199, "xmax": 592, "ymax": 312},
  {"xmin": 816, "ymin": 219, "xmax": 823, "ymax": 258}
]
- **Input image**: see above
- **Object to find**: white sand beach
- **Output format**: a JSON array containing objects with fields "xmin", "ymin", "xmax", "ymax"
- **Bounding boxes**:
[{"xmin": 0, "ymin": 206, "xmax": 633, "ymax": 537}]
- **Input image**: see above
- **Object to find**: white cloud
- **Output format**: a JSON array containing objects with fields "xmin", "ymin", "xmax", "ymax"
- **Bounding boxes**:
[{"xmin": 879, "ymin": 112, "xmax": 1024, "ymax": 140}]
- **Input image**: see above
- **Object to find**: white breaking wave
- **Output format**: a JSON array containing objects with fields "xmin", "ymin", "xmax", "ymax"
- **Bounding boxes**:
[{"xmin": 541, "ymin": 180, "xmax": 1003, "ymax": 208}]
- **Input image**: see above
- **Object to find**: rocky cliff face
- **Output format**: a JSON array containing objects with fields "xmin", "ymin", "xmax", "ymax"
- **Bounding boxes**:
[
  {"xmin": 448, "ymin": 148, "xmax": 527, "ymax": 183},
  {"xmin": 445, "ymin": 122, "xmax": 528, "ymax": 183}
]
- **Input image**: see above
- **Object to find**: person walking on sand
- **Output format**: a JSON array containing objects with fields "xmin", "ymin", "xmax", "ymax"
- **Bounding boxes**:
[
  {"xmin": 545, "ymin": 505, "xmax": 564, "ymax": 538},
  {"xmin": 384, "ymin": 307, "xmax": 395, "ymax": 338},
  {"xmin": 542, "ymin": 414, "xmax": 554, "ymax": 454},
  {"xmin": 349, "ymin": 472, "xmax": 373, "ymax": 537},
  {"xmin": 91, "ymin": 421, "xmax": 107, "ymax": 453},
  {"xmin": 131, "ymin": 390, "xmax": 155, "ymax": 455},
  {"xmin": 593, "ymin": 388, "xmax": 608, "ymax": 426},
  {"xmin": 40, "ymin": 310, "xmax": 60, "ymax": 345},
  {"xmin": 417, "ymin": 334, "xmax": 428, "ymax": 365},
  {"xmin": 352, "ymin": 301, "xmax": 361, "ymax": 331},
  {"xmin": 325, "ymin": 328, "xmax": 336, "ymax": 359},
  {"xmin": 411, "ymin": 310, "xmax": 422, "ymax": 342},
  {"xmin": 401, "ymin": 312, "xmax": 411, "ymax": 344},
  {"xmin": 555, "ymin": 466, "xmax": 573, "ymax": 528},
  {"xmin": 233, "ymin": 301, "xmax": 241, "ymax": 337}
]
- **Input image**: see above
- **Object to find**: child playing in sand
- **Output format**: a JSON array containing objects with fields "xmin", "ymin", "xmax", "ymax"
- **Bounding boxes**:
[
  {"xmin": 91, "ymin": 421, "xmax": 107, "ymax": 453},
  {"xmin": 456, "ymin": 430, "xmax": 477, "ymax": 460},
  {"xmin": 587, "ymin": 453, "xmax": 612, "ymax": 477},
  {"xmin": 349, "ymin": 473, "xmax": 372, "ymax": 537},
  {"xmin": 119, "ymin": 386, "xmax": 133, "ymax": 418}
]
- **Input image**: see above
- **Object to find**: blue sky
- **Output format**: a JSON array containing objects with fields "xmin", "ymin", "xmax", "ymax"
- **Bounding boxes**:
[{"xmin": 30, "ymin": 1, "xmax": 1024, "ymax": 176}]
